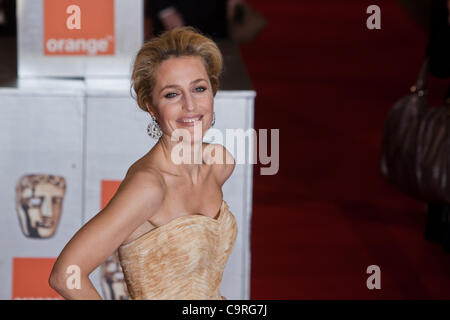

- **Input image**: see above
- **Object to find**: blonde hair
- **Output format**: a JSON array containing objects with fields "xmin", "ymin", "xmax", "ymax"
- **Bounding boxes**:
[{"xmin": 131, "ymin": 27, "xmax": 223, "ymax": 113}]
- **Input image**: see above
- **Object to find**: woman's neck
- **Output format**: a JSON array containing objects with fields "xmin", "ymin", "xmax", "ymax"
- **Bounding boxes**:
[{"xmin": 154, "ymin": 135, "xmax": 205, "ymax": 182}]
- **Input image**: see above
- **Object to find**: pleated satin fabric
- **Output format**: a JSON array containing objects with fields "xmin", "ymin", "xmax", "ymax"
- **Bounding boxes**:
[{"xmin": 117, "ymin": 200, "xmax": 238, "ymax": 300}]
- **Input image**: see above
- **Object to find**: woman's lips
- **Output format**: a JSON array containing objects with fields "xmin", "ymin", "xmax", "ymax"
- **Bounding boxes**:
[{"xmin": 176, "ymin": 115, "xmax": 203, "ymax": 127}]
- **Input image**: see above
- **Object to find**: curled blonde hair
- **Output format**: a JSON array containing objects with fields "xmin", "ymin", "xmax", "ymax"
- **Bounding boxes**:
[{"xmin": 131, "ymin": 27, "xmax": 223, "ymax": 114}]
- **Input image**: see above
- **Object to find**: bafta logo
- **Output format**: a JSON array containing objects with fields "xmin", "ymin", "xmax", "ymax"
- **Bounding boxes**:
[
  {"xmin": 101, "ymin": 251, "xmax": 130, "ymax": 300},
  {"xmin": 15, "ymin": 174, "xmax": 66, "ymax": 239}
]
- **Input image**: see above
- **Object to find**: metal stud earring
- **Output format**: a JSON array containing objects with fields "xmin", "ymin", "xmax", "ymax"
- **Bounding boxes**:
[{"xmin": 147, "ymin": 114, "xmax": 163, "ymax": 139}]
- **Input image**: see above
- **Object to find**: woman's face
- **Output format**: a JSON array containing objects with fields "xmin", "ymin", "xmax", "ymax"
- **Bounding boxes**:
[{"xmin": 149, "ymin": 55, "xmax": 214, "ymax": 143}]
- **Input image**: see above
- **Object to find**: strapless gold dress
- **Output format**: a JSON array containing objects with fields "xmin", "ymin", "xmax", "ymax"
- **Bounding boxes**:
[{"xmin": 117, "ymin": 200, "xmax": 238, "ymax": 300}]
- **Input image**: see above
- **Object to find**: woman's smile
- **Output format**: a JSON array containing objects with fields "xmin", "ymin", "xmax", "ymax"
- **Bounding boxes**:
[{"xmin": 176, "ymin": 114, "xmax": 204, "ymax": 127}]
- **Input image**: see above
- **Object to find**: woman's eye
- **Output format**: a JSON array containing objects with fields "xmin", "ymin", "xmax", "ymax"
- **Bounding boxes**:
[
  {"xmin": 194, "ymin": 86, "xmax": 206, "ymax": 92},
  {"xmin": 165, "ymin": 92, "xmax": 177, "ymax": 99}
]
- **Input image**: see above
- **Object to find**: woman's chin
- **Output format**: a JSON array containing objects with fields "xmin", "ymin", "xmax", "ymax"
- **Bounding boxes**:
[{"xmin": 168, "ymin": 132, "xmax": 204, "ymax": 144}]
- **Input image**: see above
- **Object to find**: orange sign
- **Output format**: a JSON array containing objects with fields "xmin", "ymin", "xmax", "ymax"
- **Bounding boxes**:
[
  {"xmin": 101, "ymin": 180, "xmax": 121, "ymax": 210},
  {"xmin": 44, "ymin": 0, "xmax": 115, "ymax": 56},
  {"xmin": 12, "ymin": 257, "xmax": 63, "ymax": 300}
]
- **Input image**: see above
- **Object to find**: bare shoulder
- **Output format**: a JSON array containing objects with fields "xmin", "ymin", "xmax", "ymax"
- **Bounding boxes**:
[
  {"xmin": 119, "ymin": 165, "xmax": 165, "ymax": 214},
  {"xmin": 203, "ymin": 143, "xmax": 235, "ymax": 186}
]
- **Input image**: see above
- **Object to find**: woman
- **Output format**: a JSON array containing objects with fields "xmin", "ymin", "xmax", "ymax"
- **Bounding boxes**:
[{"xmin": 49, "ymin": 27, "xmax": 237, "ymax": 300}]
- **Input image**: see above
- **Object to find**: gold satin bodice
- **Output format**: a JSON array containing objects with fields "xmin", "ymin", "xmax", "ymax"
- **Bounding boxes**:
[{"xmin": 117, "ymin": 200, "xmax": 238, "ymax": 300}]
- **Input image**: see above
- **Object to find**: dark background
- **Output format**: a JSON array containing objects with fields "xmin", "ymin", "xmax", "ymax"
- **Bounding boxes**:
[{"xmin": 240, "ymin": 0, "xmax": 450, "ymax": 299}]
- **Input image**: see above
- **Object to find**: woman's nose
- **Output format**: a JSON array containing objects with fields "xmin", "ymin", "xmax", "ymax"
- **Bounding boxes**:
[{"xmin": 182, "ymin": 93, "xmax": 196, "ymax": 111}]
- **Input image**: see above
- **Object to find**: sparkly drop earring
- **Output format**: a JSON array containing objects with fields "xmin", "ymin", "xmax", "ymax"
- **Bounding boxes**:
[{"xmin": 147, "ymin": 114, "xmax": 163, "ymax": 139}]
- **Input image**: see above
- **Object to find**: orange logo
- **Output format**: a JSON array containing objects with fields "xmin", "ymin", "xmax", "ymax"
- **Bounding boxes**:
[
  {"xmin": 12, "ymin": 257, "xmax": 63, "ymax": 299},
  {"xmin": 101, "ymin": 180, "xmax": 121, "ymax": 209},
  {"xmin": 43, "ymin": 0, "xmax": 115, "ymax": 56}
]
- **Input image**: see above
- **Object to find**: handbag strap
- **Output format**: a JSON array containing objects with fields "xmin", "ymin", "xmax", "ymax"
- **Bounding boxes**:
[{"xmin": 411, "ymin": 57, "xmax": 429, "ymax": 95}]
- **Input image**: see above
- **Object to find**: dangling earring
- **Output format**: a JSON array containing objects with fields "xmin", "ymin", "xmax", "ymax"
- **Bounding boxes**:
[
  {"xmin": 211, "ymin": 112, "xmax": 216, "ymax": 127},
  {"xmin": 147, "ymin": 114, "xmax": 163, "ymax": 139}
]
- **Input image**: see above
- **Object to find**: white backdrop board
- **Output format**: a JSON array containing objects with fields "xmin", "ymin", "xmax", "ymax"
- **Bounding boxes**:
[{"xmin": 0, "ymin": 82, "xmax": 85, "ymax": 299}]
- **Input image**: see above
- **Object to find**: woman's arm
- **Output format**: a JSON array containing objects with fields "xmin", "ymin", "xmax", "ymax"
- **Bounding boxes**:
[{"xmin": 48, "ymin": 169, "xmax": 164, "ymax": 299}]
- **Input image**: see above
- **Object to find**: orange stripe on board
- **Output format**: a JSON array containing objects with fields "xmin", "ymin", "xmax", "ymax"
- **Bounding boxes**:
[
  {"xmin": 101, "ymin": 180, "xmax": 122, "ymax": 210},
  {"xmin": 12, "ymin": 257, "xmax": 63, "ymax": 300}
]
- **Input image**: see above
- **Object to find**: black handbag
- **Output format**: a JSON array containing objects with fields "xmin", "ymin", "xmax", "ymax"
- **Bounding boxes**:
[
  {"xmin": 380, "ymin": 57, "xmax": 450, "ymax": 203},
  {"xmin": 380, "ymin": 57, "xmax": 450, "ymax": 251}
]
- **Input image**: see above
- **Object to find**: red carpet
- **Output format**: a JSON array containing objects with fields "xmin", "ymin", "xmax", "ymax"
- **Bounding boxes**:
[{"xmin": 240, "ymin": 0, "xmax": 450, "ymax": 299}]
